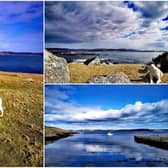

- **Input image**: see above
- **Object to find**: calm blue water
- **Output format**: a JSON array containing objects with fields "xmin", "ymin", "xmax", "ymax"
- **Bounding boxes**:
[
  {"xmin": 61, "ymin": 51, "xmax": 162, "ymax": 64},
  {"xmin": 45, "ymin": 131, "xmax": 168, "ymax": 167},
  {"xmin": 0, "ymin": 55, "xmax": 43, "ymax": 74}
]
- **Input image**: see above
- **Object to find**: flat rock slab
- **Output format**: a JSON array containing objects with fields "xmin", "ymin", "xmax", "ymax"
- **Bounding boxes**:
[
  {"xmin": 88, "ymin": 72, "xmax": 131, "ymax": 83},
  {"xmin": 134, "ymin": 135, "xmax": 168, "ymax": 150}
]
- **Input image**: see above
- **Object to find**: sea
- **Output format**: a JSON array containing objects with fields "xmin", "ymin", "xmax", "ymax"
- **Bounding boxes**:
[
  {"xmin": 45, "ymin": 130, "xmax": 168, "ymax": 167},
  {"xmin": 59, "ymin": 51, "xmax": 163, "ymax": 64},
  {"xmin": 0, "ymin": 55, "xmax": 43, "ymax": 74}
]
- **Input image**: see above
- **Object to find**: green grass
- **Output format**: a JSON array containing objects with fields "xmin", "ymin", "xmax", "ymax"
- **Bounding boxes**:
[
  {"xmin": 0, "ymin": 72, "xmax": 43, "ymax": 167},
  {"xmin": 69, "ymin": 63, "xmax": 168, "ymax": 83}
]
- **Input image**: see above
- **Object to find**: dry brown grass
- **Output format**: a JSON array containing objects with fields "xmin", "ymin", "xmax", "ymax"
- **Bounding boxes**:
[
  {"xmin": 69, "ymin": 63, "xmax": 168, "ymax": 83},
  {"xmin": 0, "ymin": 72, "xmax": 43, "ymax": 167},
  {"xmin": 45, "ymin": 126, "xmax": 71, "ymax": 135},
  {"xmin": 0, "ymin": 71, "xmax": 43, "ymax": 81}
]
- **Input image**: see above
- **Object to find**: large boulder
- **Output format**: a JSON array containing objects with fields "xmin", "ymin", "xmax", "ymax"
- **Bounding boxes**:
[
  {"xmin": 84, "ymin": 56, "xmax": 101, "ymax": 65},
  {"xmin": 152, "ymin": 52, "xmax": 168, "ymax": 72},
  {"xmin": 88, "ymin": 72, "xmax": 130, "ymax": 83},
  {"xmin": 45, "ymin": 50, "xmax": 70, "ymax": 83}
]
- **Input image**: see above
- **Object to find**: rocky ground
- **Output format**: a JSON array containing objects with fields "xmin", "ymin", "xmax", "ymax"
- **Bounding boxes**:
[
  {"xmin": 0, "ymin": 72, "xmax": 43, "ymax": 166},
  {"xmin": 45, "ymin": 50, "xmax": 168, "ymax": 84}
]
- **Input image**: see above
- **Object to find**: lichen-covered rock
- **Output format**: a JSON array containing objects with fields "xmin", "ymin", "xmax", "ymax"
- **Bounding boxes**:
[
  {"xmin": 88, "ymin": 72, "xmax": 130, "ymax": 83},
  {"xmin": 84, "ymin": 56, "xmax": 101, "ymax": 65},
  {"xmin": 45, "ymin": 50, "xmax": 70, "ymax": 83}
]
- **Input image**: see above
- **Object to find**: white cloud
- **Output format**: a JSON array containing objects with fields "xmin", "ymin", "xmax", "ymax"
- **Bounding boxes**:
[
  {"xmin": 45, "ymin": 98, "xmax": 168, "ymax": 124},
  {"xmin": 45, "ymin": 1, "xmax": 168, "ymax": 50}
]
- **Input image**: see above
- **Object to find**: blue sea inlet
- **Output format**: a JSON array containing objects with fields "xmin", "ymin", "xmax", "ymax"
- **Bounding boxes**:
[
  {"xmin": 45, "ymin": 131, "xmax": 168, "ymax": 167},
  {"xmin": 0, "ymin": 55, "xmax": 43, "ymax": 74},
  {"xmin": 60, "ymin": 51, "xmax": 162, "ymax": 64}
]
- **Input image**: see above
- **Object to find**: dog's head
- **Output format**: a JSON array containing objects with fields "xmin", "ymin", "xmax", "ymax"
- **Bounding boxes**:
[{"xmin": 145, "ymin": 61, "xmax": 154, "ymax": 69}]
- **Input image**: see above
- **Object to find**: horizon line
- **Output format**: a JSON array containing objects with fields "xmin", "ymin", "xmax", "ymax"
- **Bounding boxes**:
[{"xmin": 46, "ymin": 47, "xmax": 167, "ymax": 52}]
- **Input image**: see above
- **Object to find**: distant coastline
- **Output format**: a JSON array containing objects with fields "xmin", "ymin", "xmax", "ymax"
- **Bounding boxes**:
[
  {"xmin": 45, "ymin": 126, "xmax": 77, "ymax": 144},
  {"xmin": 0, "ymin": 51, "xmax": 43, "ymax": 56},
  {"xmin": 46, "ymin": 48, "xmax": 166, "ymax": 53},
  {"xmin": 78, "ymin": 128, "xmax": 168, "ymax": 132}
]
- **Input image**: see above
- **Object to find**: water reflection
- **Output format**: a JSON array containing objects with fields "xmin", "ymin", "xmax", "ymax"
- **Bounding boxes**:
[{"xmin": 45, "ymin": 131, "xmax": 168, "ymax": 166}]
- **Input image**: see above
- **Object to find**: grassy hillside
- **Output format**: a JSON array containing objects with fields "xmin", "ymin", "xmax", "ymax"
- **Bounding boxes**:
[
  {"xmin": 45, "ymin": 126, "xmax": 71, "ymax": 135},
  {"xmin": 69, "ymin": 63, "xmax": 168, "ymax": 83},
  {"xmin": 45, "ymin": 126, "xmax": 75, "ymax": 144},
  {"xmin": 0, "ymin": 72, "xmax": 43, "ymax": 167}
]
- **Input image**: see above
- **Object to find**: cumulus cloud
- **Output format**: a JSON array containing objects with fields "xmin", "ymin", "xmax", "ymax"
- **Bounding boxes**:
[
  {"xmin": 45, "ymin": 1, "xmax": 168, "ymax": 50},
  {"xmin": 45, "ymin": 93, "xmax": 168, "ymax": 125},
  {"xmin": 45, "ymin": 2, "xmax": 142, "ymax": 43},
  {"xmin": 133, "ymin": 2, "xmax": 168, "ymax": 20}
]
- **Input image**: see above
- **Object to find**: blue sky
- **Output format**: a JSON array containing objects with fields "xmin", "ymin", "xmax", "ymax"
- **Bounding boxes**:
[
  {"xmin": 45, "ymin": 1, "xmax": 168, "ymax": 50},
  {"xmin": 0, "ymin": 1, "xmax": 43, "ymax": 52},
  {"xmin": 45, "ymin": 85, "xmax": 168, "ymax": 130}
]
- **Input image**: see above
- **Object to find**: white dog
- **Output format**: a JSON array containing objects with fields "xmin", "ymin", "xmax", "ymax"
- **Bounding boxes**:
[
  {"xmin": 0, "ymin": 98, "xmax": 3, "ymax": 117},
  {"xmin": 146, "ymin": 62, "xmax": 163, "ymax": 84}
]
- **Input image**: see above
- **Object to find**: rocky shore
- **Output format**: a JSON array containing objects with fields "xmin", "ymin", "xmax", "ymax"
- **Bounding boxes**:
[
  {"xmin": 134, "ymin": 135, "xmax": 168, "ymax": 150},
  {"xmin": 45, "ymin": 126, "xmax": 77, "ymax": 144},
  {"xmin": 45, "ymin": 50, "xmax": 168, "ymax": 83}
]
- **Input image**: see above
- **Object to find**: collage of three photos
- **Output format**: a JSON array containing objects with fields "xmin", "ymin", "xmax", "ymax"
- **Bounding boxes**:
[{"xmin": 0, "ymin": 1, "xmax": 168, "ymax": 167}]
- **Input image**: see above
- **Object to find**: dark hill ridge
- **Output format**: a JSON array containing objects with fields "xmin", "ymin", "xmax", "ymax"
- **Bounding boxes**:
[
  {"xmin": 0, "ymin": 51, "xmax": 42, "ymax": 56},
  {"xmin": 46, "ymin": 48, "xmax": 166, "ymax": 52},
  {"xmin": 78, "ymin": 129, "xmax": 168, "ymax": 132}
]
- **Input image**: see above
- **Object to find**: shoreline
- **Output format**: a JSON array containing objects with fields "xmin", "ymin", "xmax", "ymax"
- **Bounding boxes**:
[
  {"xmin": 0, "ymin": 71, "xmax": 43, "ymax": 81},
  {"xmin": 45, "ymin": 126, "xmax": 77, "ymax": 144},
  {"xmin": 45, "ymin": 132, "xmax": 74, "ymax": 145}
]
